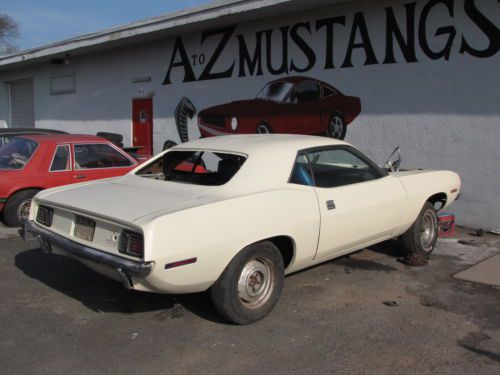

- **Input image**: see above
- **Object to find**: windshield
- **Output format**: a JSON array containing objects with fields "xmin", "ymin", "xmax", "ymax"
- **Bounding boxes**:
[
  {"xmin": 256, "ymin": 82, "xmax": 293, "ymax": 102},
  {"xmin": 0, "ymin": 138, "xmax": 39, "ymax": 170},
  {"xmin": 136, "ymin": 150, "xmax": 247, "ymax": 186}
]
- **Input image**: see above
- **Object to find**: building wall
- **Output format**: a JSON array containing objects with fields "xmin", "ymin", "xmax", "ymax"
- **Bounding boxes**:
[{"xmin": 0, "ymin": 0, "xmax": 499, "ymax": 229}]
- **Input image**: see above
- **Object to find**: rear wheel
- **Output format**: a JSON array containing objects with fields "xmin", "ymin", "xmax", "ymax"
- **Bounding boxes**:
[
  {"xmin": 327, "ymin": 114, "xmax": 346, "ymax": 140},
  {"xmin": 162, "ymin": 140, "xmax": 177, "ymax": 151},
  {"xmin": 210, "ymin": 241, "xmax": 284, "ymax": 324},
  {"xmin": 256, "ymin": 123, "xmax": 272, "ymax": 134},
  {"xmin": 3, "ymin": 189, "xmax": 40, "ymax": 227},
  {"xmin": 400, "ymin": 202, "xmax": 438, "ymax": 259}
]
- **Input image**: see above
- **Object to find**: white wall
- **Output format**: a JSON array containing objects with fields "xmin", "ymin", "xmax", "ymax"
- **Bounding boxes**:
[{"xmin": 0, "ymin": 0, "xmax": 498, "ymax": 229}]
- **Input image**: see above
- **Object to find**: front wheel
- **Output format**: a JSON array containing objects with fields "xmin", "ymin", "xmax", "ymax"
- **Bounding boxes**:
[
  {"xmin": 210, "ymin": 241, "xmax": 284, "ymax": 324},
  {"xmin": 3, "ymin": 189, "xmax": 40, "ymax": 227},
  {"xmin": 327, "ymin": 114, "xmax": 346, "ymax": 140},
  {"xmin": 400, "ymin": 202, "xmax": 439, "ymax": 259}
]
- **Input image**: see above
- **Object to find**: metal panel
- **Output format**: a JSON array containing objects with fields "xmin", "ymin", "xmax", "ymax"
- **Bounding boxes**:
[{"xmin": 9, "ymin": 78, "xmax": 34, "ymax": 128}]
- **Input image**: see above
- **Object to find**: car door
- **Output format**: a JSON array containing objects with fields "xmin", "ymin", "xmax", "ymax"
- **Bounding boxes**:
[
  {"xmin": 298, "ymin": 146, "xmax": 407, "ymax": 260},
  {"xmin": 72, "ymin": 143, "xmax": 136, "ymax": 183}
]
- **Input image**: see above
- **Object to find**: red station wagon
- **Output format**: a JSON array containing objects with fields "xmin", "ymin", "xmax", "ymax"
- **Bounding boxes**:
[
  {"xmin": 198, "ymin": 76, "xmax": 361, "ymax": 140},
  {"xmin": 0, "ymin": 134, "xmax": 138, "ymax": 227}
]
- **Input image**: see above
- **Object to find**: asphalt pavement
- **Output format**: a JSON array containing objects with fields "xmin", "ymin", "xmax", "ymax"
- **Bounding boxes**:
[{"xmin": 0, "ymin": 223, "xmax": 499, "ymax": 375}]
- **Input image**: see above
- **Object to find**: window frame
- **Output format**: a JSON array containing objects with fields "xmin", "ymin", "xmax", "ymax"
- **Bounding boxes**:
[
  {"xmin": 73, "ymin": 142, "xmax": 137, "ymax": 171},
  {"xmin": 135, "ymin": 149, "xmax": 248, "ymax": 186},
  {"xmin": 288, "ymin": 145, "xmax": 387, "ymax": 188},
  {"xmin": 49, "ymin": 144, "xmax": 72, "ymax": 173}
]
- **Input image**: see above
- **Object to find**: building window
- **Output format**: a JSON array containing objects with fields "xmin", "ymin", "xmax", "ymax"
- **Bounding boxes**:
[{"xmin": 50, "ymin": 74, "xmax": 76, "ymax": 95}]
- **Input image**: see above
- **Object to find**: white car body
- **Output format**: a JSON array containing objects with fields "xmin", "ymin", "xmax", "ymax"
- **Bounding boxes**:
[{"xmin": 27, "ymin": 135, "xmax": 460, "ymax": 295}]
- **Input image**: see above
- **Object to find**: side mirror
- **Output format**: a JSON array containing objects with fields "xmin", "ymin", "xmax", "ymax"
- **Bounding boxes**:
[{"xmin": 383, "ymin": 146, "xmax": 401, "ymax": 173}]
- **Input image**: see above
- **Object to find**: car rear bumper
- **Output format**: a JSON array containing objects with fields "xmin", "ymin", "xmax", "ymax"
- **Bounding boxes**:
[{"xmin": 22, "ymin": 220, "xmax": 153, "ymax": 288}]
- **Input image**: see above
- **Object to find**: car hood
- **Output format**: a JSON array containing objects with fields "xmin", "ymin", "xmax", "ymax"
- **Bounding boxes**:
[
  {"xmin": 36, "ymin": 175, "xmax": 217, "ymax": 223},
  {"xmin": 200, "ymin": 99, "xmax": 278, "ymax": 117}
]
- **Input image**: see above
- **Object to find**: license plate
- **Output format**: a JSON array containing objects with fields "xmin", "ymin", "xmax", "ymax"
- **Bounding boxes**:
[{"xmin": 74, "ymin": 216, "xmax": 96, "ymax": 241}]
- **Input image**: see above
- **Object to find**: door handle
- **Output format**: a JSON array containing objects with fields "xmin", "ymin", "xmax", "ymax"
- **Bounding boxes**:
[
  {"xmin": 326, "ymin": 200, "xmax": 336, "ymax": 210},
  {"xmin": 75, "ymin": 175, "xmax": 86, "ymax": 179}
]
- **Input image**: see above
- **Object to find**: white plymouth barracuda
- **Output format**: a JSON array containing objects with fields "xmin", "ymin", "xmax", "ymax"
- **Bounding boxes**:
[{"xmin": 24, "ymin": 135, "xmax": 460, "ymax": 324}]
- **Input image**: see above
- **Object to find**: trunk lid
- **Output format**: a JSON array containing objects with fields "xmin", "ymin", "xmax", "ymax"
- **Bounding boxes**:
[{"xmin": 38, "ymin": 174, "xmax": 216, "ymax": 223}]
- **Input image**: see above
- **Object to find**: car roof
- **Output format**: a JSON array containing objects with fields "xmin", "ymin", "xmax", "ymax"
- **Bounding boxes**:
[
  {"xmin": 174, "ymin": 134, "xmax": 348, "ymax": 155},
  {"xmin": 16, "ymin": 134, "xmax": 110, "ymax": 143},
  {"xmin": 268, "ymin": 76, "xmax": 322, "ymax": 85},
  {"xmin": 0, "ymin": 128, "xmax": 67, "ymax": 135},
  {"xmin": 172, "ymin": 135, "xmax": 350, "ymax": 192}
]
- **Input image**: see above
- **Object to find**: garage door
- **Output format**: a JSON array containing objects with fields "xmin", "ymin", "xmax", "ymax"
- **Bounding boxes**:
[{"xmin": 9, "ymin": 78, "xmax": 34, "ymax": 128}]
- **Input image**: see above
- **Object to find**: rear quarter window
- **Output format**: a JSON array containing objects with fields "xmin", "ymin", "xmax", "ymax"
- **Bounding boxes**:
[{"xmin": 136, "ymin": 150, "xmax": 247, "ymax": 186}]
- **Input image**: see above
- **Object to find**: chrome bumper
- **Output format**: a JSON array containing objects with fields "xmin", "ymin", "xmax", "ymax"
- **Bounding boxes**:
[{"xmin": 22, "ymin": 220, "xmax": 153, "ymax": 287}]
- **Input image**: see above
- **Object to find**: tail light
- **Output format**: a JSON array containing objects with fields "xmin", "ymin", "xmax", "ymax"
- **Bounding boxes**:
[
  {"xmin": 36, "ymin": 206, "xmax": 54, "ymax": 227},
  {"xmin": 118, "ymin": 230, "xmax": 144, "ymax": 258}
]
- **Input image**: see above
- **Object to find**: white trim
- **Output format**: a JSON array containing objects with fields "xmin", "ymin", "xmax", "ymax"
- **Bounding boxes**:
[
  {"xmin": 0, "ymin": 0, "xmax": 349, "ymax": 69},
  {"xmin": 7, "ymin": 82, "xmax": 11, "ymax": 127},
  {"xmin": 49, "ymin": 144, "xmax": 72, "ymax": 172}
]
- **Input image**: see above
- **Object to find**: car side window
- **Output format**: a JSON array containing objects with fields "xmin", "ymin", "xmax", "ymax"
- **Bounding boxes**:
[
  {"xmin": 305, "ymin": 148, "xmax": 382, "ymax": 188},
  {"xmin": 74, "ymin": 144, "xmax": 133, "ymax": 169},
  {"xmin": 50, "ymin": 145, "xmax": 71, "ymax": 171},
  {"xmin": 323, "ymin": 85, "xmax": 338, "ymax": 99},
  {"xmin": 289, "ymin": 154, "xmax": 314, "ymax": 186},
  {"xmin": 289, "ymin": 81, "xmax": 320, "ymax": 103}
]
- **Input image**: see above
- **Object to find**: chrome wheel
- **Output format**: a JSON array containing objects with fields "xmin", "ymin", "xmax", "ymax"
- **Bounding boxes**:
[
  {"xmin": 238, "ymin": 258, "xmax": 274, "ymax": 309},
  {"xmin": 328, "ymin": 115, "xmax": 345, "ymax": 139},
  {"xmin": 420, "ymin": 210, "xmax": 437, "ymax": 252},
  {"xmin": 17, "ymin": 199, "xmax": 32, "ymax": 222}
]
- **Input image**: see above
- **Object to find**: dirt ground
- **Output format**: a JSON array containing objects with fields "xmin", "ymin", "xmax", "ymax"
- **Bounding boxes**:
[{"xmin": 0, "ymin": 224, "xmax": 499, "ymax": 375}]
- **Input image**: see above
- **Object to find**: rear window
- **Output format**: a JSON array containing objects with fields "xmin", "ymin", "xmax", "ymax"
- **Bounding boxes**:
[
  {"xmin": 0, "ymin": 138, "xmax": 39, "ymax": 170},
  {"xmin": 136, "ymin": 150, "xmax": 246, "ymax": 186}
]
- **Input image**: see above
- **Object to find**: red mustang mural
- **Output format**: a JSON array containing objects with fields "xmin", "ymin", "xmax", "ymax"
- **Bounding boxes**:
[{"xmin": 198, "ymin": 76, "xmax": 361, "ymax": 140}]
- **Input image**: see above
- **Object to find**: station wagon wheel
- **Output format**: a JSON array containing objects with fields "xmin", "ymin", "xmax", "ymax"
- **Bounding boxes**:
[
  {"xmin": 256, "ymin": 123, "xmax": 272, "ymax": 134},
  {"xmin": 3, "ymin": 189, "xmax": 40, "ymax": 227},
  {"xmin": 400, "ymin": 202, "xmax": 439, "ymax": 259},
  {"xmin": 327, "ymin": 114, "xmax": 346, "ymax": 140},
  {"xmin": 210, "ymin": 241, "xmax": 284, "ymax": 324}
]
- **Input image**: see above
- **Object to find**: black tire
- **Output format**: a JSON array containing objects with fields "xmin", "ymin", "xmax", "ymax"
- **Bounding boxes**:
[
  {"xmin": 3, "ymin": 189, "xmax": 40, "ymax": 227},
  {"xmin": 162, "ymin": 140, "xmax": 178, "ymax": 151},
  {"xmin": 210, "ymin": 241, "xmax": 284, "ymax": 325},
  {"xmin": 256, "ymin": 122, "xmax": 272, "ymax": 134},
  {"xmin": 97, "ymin": 132, "xmax": 124, "ymax": 148},
  {"xmin": 400, "ymin": 202, "xmax": 439, "ymax": 259},
  {"xmin": 327, "ymin": 114, "xmax": 346, "ymax": 140}
]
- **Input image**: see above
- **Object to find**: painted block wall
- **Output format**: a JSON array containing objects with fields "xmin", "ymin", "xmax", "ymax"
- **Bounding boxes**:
[{"xmin": 0, "ymin": 0, "xmax": 498, "ymax": 229}]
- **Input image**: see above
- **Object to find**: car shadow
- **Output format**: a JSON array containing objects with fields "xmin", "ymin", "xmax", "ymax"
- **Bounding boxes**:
[
  {"xmin": 364, "ymin": 238, "xmax": 407, "ymax": 258},
  {"xmin": 14, "ymin": 248, "xmax": 227, "ymax": 324}
]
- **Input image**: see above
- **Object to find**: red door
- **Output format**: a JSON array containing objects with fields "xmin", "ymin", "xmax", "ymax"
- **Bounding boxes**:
[{"xmin": 132, "ymin": 98, "xmax": 153, "ymax": 156}]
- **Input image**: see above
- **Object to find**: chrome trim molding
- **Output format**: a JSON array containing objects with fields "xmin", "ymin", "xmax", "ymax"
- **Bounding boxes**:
[{"xmin": 24, "ymin": 220, "xmax": 153, "ymax": 277}]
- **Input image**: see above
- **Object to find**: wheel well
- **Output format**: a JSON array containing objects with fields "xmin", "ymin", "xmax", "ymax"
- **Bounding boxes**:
[
  {"xmin": 427, "ymin": 193, "xmax": 447, "ymax": 211},
  {"xmin": 331, "ymin": 111, "xmax": 343, "ymax": 117},
  {"xmin": 262, "ymin": 236, "xmax": 295, "ymax": 269},
  {"xmin": 8, "ymin": 187, "xmax": 43, "ymax": 200}
]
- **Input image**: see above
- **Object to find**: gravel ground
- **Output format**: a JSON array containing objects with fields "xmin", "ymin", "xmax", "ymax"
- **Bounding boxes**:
[{"xmin": 0, "ymin": 224, "xmax": 499, "ymax": 375}]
